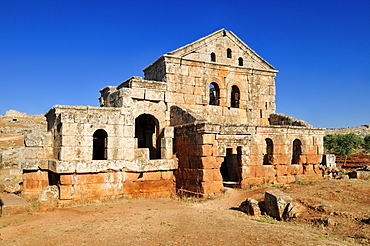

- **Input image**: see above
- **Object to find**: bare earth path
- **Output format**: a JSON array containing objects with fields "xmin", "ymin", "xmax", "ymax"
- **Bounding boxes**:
[{"xmin": 1, "ymin": 179, "xmax": 368, "ymax": 246}]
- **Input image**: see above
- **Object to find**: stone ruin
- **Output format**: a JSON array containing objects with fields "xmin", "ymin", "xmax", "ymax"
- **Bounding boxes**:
[{"xmin": 0, "ymin": 29, "xmax": 327, "ymax": 206}]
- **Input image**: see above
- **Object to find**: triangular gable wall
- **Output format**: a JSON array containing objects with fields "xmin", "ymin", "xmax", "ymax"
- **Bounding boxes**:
[{"xmin": 166, "ymin": 29, "xmax": 275, "ymax": 71}]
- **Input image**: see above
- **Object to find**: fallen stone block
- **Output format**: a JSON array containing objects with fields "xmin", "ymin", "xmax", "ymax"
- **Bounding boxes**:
[
  {"xmin": 284, "ymin": 201, "xmax": 306, "ymax": 219},
  {"xmin": 0, "ymin": 193, "xmax": 31, "ymax": 216},
  {"xmin": 0, "ymin": 181, "xmax": 21, "ymax": 193},
  {"xmin": 239, "ymin": 198, "xmax": 261, "ymax": 216},
  {"xmin": 38, "ymin": 185, "xmax": 59, "ymax": 211},
  {"xmin": 355, "ymin": 171, "xmax": 370, "ymax": 180},
  {"xmin": 264, "ymin": 189, "xmax": 293, "ymax": 220}
]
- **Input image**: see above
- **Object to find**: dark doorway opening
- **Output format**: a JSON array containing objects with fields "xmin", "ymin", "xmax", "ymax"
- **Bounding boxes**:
[
  {"xmin": 220, "ymin": 147, "xmax": 241, "ymax": 188},
  {"xmin": 291, "ymin": 139, "xmax": 302, "ymax": 164},
  {"xmin": 93, "ymin": 129, "xmax": 108, "ymax": 160},
  {"xmin": 263, "ymin": 138, "xmax": 273, "ymax": 165},
  {"xmin": 135, "ymin": 114, "xmax": 160, "ymax": 159}
]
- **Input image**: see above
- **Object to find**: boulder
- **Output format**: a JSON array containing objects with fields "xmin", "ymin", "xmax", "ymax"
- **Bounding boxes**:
[
  {"xmin": 0, "ymin": 181, "xmax": 21, "ymax": 193},
  {"xmin": 38, "ymin": 185, "xmax": 59, "ymax": 211},
  {"xmin": 352, "ymin": 170, "xmax": 370, "ymax": 180},
  {"xmin": 264, "ymin": 189, "xmax": 293, "ymax": 220},
  {"xmin": 239, "ymin": 198, "xmax": 261, "ymax": 216},
  {"xmin": 284, "ymin": 202, "xmax": 306, "ymax": 219},
  {"xmin": 313, "ymin": 217, "xmax": 337, "ymax": 227}
]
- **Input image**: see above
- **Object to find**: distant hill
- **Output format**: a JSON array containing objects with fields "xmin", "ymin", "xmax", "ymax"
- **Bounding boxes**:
[{"xmin": 325, "ymin": 124, "xmax": 370, "ymax": 137}]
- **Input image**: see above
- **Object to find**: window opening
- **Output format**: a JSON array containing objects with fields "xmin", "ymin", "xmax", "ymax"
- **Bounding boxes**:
[
  {"xmin": 238, "ymin": 57, "xmax": 243, "ymax": 66},
  {"xmin": 227, "ymin": 48, "xmax": 232, "ymax": 58},
  {"xmin": 135, "ymin": 114, "xmax": 160, "ymax": 159},
  {"xmin": 93, "ymin": 129, "xmax": 108, "ymax": 160},
  {"xmin": 209, "ymin": 82, "xmax": 220, "ymax": 106},
  {"xmin": 210, "ymin": 52, "xmax": 216, "ymax": 62},
  {"xmin": 291, "ymin": 139, "xmax": 302, "ymax": 164},
  {"xmin": 263, "ymin": 138, "xmax": 273, "ymax": 165},
  {"xmin": 231, "ymin": 85, "xmax": 240, "ymax": 108}
]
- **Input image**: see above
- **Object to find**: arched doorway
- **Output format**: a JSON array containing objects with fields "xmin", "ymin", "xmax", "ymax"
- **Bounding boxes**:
[
  {"xmin": 291, "ymin": 139, "xmax": 302, "ymax": 164},
  {"xmin": 135, "ymin": 114, "xmax": 160, "ymax": 159},
  {"xmin": 93, "ymin": 129, "xmax": 108, "ymax": 160}
]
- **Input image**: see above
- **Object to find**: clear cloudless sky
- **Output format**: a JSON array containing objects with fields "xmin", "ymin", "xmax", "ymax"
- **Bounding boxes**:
[{"xmin": 0, "ymin": 0, "xmax": 369, "ymax": 128}]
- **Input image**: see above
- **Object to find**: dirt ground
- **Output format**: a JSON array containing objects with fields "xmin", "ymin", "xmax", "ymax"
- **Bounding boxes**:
[{"xmin": 0, "ymin": 179, "xmax": 369, "ymax": 246}]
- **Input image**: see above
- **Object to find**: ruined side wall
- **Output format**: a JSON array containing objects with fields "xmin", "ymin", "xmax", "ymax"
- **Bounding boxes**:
[
  {"xmin": 242, "ymin": 125, "xmax": 325, "ymax": 186},
  {"xmin": 0, "ymin": 110, "xmax": 52, "ymax": 169}
]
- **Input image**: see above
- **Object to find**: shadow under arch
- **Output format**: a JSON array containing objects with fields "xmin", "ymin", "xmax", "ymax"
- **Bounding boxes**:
[{"xmin": 135, "ymin": 114, "xmax": 160, "ymax": 159}]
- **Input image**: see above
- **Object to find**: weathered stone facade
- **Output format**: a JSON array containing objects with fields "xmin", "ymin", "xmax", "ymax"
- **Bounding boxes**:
[{"xmin": 0, "ymin": 29, "xmax": 325, "ymax": 202}]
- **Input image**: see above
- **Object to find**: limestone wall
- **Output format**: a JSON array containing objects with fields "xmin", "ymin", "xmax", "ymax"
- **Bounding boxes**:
[{"xmin": 174, "ymin": 122, "xmax": 325, "ymax": 196}]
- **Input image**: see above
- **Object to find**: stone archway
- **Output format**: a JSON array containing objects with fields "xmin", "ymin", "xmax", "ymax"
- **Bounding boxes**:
[{"xmin": 135, "ymin": 114, "xmax": 160, "ymax": 159}]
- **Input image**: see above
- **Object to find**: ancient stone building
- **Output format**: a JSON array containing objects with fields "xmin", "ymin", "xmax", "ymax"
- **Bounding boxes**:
[{"xmin": 0, "ymin": 29, "xmax": 325, "ymax": 203}]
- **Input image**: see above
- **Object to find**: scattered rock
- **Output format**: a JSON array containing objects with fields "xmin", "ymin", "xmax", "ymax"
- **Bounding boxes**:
[
  {"xmin": 284, "ymin": 202, "xmax": 306, "ymax": 219},
  {"xmin": 361, "ymin": 218, "xmax": 370, "ymax": 224},
  {"xmin": 314, "ymin": 204, "xmax": 333, "ymax": 213},
  {"xmin": 264, "ymin": 189, "xmax": 293, "ymax": 220},
  {"xmin": 38, "ymin": 185, "xmax": 59, "ymax": 211},
  {"xmin": 351, "ymin": 170, "xmax": 370, "ymax": 180},
  {"xmin": 313, "ymin": 217, "xmax": 337, "ymax": 226},
  {"xmin": 0, "ymin": 181, "xmax": 21, "ymax": 193},
  {"xmin": 239, "ymin": 198, "xmax": 261, "ymax": 216}
]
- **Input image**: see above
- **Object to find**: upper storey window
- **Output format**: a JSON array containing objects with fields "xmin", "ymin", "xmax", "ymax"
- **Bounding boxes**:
[
  {"xmin": 209, "ymin": 82, "xmax": 220, "ymax": 106},
  {"xmin": 238, "ymin": 57, "xmax": 244, "ymax": 66},
  {"xmin": 227, "ymin": 49, "xmax": 232, "ymax": 58},
  {"xmin": 210, "ymin": 53, "xmax": 216, "ymax": 62},
  {"xmin": 231, "ymin": 85, "xmax": 240, "ymax": 108}
]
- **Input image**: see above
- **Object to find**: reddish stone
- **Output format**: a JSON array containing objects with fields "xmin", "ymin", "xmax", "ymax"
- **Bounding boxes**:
[
  {"xmin": 200, "ymin": 156, "xmax": 223, "ymax": 169},
  {"xmin": 201, "ymin": 181, "xmax": 223, "ymax": 194},
  {"xmin": 60, "ymin": 174, "xmax": 74, "ymax": 185},
  {"xmin": 201, "ymin": 169, "xmax": 222, "ymax": 182},
  {"xmin": 202, "ymin": 134, "xmax": 216, "ymax": 145},
  {"xmin": 275, "ymin": 165, "xmax": 289, "ymax": 176},
  {"xmin": 143, "ymin": 172, "xmax": 162, "ymax": 181},
  {"xmin": 276, "ymin": 175, "xmax": 295, "ymax": 183},
  {"xmin": 289, "ymin": 164, "xmax": 303, "ymax": 175},
  {"xmin": 59, "ymin": 185, "xmax": 74, "ymax": 200},
  {"xmin": 77, "ymin": 173, "xmax": 106, "ymax": 184},
  {"xmin": 125, "ymin": 172, "xmax": 140, "ymax": 182},
  {"xmin": 161, "ymin": 171, "xmax": 174, "ymax": 180}
]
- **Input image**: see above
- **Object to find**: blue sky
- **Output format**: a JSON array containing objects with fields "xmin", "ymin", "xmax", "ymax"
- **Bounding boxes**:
[{"xmin": 0, "ymin": 0, "xmax": 369, "ymax": 128}]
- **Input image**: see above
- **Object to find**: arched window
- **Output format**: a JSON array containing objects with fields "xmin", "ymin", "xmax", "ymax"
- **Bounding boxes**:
[
  {"xmin": 263, "ymin": 138, "xmax": 273, "ymax": 165},
  {"xmin": 231, "ymin": 85, "xmax": 240, "ymax": 108},
  {"xmin": 209, "ymin": 82, "xmax": 220, "ymax": 106},
  {"xmin": 291, "ymin": 139, "xmax": 302, "ymax": 164},
  {"xmin": 93, "ymin": 129, "xmax": 108, "ymax": 160},
  {"xmin": 135, "ymin": 114, "xmax": 160, "ymax": 159},
  {"xmin": 227, "ymin": 48, "xmax": 232, "ymax": 58},
  {"xmin": 238, "ymin": 57, "xmax": 243, "ymax": 66},
  {"xmin": 210, "ymin": 53, "xmax": 216, "ymax": 62}
]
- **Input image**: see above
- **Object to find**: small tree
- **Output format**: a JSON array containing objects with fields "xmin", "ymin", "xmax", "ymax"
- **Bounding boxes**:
[
  {"xmin": 324, "ymin": 133, "xmax": 364, "ymax": 164},
  {"xmin": 363, "ymin": 135, "xmax": 370, "ymax": 153}
]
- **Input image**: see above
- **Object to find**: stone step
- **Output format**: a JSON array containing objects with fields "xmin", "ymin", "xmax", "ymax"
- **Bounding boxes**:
[
  {"xmin": 0, "ymin": 168, "xmax": 23, "ymax": 182},
  {"xmin": 0, "ymin": 193, "xmax": 31, "ymax": 216}
]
